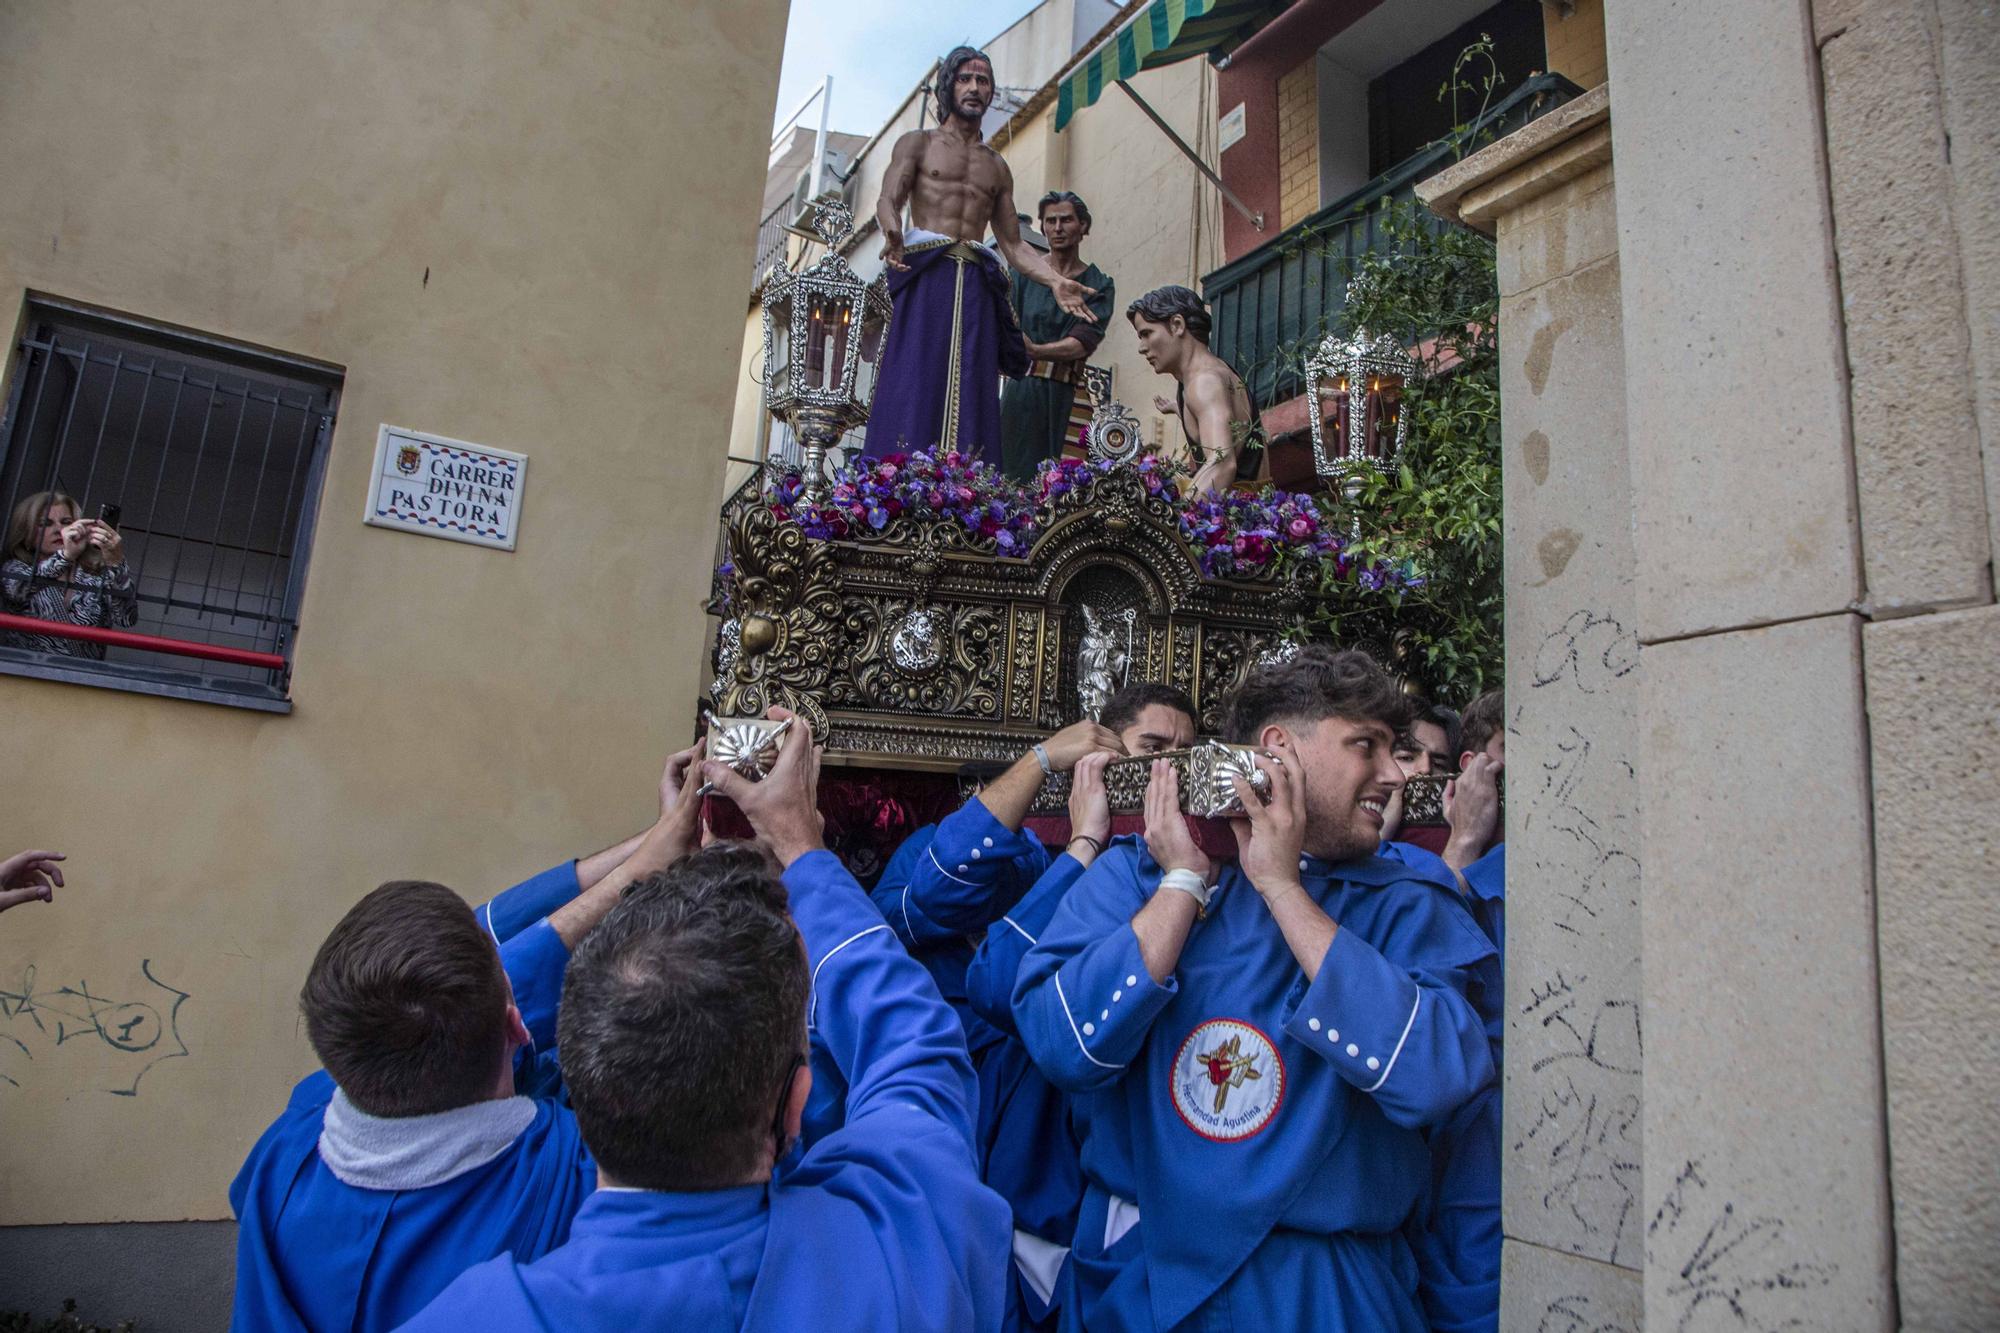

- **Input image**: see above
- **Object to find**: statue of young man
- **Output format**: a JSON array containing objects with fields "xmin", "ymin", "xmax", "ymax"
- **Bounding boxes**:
[
  {"xmin": 863, "ymin": 47, "xmax": 1099, "ymax": 464},
  {"xmin": 1128, "ymin": 285, "xmax": 1267, "ymax": 496},
  {"xmin": 998, "ymin": 191, "xmax": 1116, "ymax": 480}
]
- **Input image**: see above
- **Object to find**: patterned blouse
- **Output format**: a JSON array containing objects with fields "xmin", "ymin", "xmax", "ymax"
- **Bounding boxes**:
[{"xmin": 1, "ymin": 554, "xmax": 140, "ymax": 659}]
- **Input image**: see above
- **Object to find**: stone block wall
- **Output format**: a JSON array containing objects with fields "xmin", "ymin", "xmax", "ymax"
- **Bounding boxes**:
[
  {"xmin": 1424, "ymin": 0, "xmax": 2000, "ymax": 1323},
  {"xmin": 1817, "ymin": 0, "xmax": 2000, "ymax": 1327}
]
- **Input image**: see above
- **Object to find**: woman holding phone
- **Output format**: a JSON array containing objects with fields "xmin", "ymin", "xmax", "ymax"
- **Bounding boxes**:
[{"xmin": 1, "ymin": 490, "xmax": 138, "ymax": 658}]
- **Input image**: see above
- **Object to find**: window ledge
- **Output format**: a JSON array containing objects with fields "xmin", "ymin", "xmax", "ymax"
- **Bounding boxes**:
[{"xmin": 0, "ymin": 649, "xmax": 292, "ymax": 713}]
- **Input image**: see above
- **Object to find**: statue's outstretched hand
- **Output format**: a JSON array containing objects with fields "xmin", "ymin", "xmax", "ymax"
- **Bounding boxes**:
[
  {"xmin": 1053, "ymin": 276, "xmax": 1099, "ymax": 322},
  {"xmin": 882, "ymin": 227, "xmax": 908, "ymax": 272}
]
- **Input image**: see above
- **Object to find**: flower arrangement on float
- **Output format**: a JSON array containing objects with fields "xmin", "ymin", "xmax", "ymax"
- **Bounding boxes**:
[
  {"xmin": 766, "ymin": 449, "xmax": 1039, "ymax": 551},
  {"xmin": 754, "ymin": 451, "xmax": 1422, "ymax": 592}
]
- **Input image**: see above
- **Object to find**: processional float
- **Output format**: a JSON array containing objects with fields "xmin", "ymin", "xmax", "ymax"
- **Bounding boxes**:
[{"xmin": 707, "ymin": 200, "xmax": 1443, "ymax": 877}]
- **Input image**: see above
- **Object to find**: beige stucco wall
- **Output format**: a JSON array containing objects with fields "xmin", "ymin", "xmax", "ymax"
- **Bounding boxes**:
[{"xmin": 0, "ymin": 0, "xmax": 789, "ymax": 1224}]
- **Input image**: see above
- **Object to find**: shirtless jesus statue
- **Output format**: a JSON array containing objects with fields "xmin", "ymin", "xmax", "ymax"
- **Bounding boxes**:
[{"xmin": 861, "ymin": 46, "xmax": 1098, "ymax": 463}]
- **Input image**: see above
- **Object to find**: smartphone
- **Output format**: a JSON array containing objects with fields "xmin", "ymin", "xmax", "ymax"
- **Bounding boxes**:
[{"xmin": 96, "ymin": 503, "xmax": 121, "ymax": 529}]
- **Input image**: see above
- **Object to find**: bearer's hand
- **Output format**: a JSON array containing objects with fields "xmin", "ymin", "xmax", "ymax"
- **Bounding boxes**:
[
  {"xmin": 1229, "ymin": 755, "xmax": 1306, "ymax": 904},
  {"xmin": 1040, "ymin": 719, "xmax": 1122, "ymax": 773},
  {"xmin": 1067, "ymin": 751, "xmax": 1113, "ymax": 851},
  {"xmin": 653, "ymin": 741, "xmax": 708, "ymax": 863},
  {"xmin": 1442, "ymin": 753, "xmax": 1501, "ymax": 871},
  {"xmin": 659, "ymin": 744, "xmax": 703, "ymax": 821},
  {"xmin": 0, "ymin": 849, "xmax": 64, "ymax": 914},
  {"xmin": 702, "ymin": 708, "xmax": 824, "ymax": 867},
  {"xmin": 1143, "ymin": 760, "xmax": 1210, "ymax": 881},
  {"xmin": 1051, "ymin": 275, "xmax": 1099, "ymax": 322}
]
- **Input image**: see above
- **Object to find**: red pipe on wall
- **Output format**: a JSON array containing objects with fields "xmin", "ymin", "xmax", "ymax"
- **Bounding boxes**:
[{"xmin": 0, "ymin": 612, "xmax": 289, "ymax": 670}]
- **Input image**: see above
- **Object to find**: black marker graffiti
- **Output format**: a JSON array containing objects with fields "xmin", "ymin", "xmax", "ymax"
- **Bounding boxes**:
[
  {"xmin": 1650, "ymin": 1159, "xmax": 1837, "ymax": 1331},
  {"xmin": 0, "ymin": 960, "xmax": 191, "ymax": 1095},
  {"xmin": 1534, "ymin": 608, "xmax": 1641, "ymax": 694}
]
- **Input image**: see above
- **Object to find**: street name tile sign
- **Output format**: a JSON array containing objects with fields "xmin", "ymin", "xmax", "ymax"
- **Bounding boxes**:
[{"xmin": 363, "ymin": 425, "xmax": 526, "ymax": 552}]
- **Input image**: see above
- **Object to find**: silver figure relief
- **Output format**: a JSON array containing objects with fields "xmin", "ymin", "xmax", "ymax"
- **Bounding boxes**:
[
  {"xmin": 888, "ymin": 606, "xmax": 948, "ymax": 676},
  {"xmin": 1077, "ymin": 605, "xmax": 1137, "ymax": 720}
]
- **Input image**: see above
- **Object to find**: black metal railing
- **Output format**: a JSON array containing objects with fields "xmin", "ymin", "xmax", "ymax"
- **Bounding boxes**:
[
  {"xmin": 1202, "ymin": 72, "xmax": 1585, "ymax": 407},
  {"xmin": 0, "ymin": 301, "xmax": 338, "ymax": 703}
]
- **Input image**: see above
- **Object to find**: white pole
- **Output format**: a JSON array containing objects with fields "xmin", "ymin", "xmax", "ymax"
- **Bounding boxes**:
[{"xmin": 809, "ymin": 75, "xmax": 833, "ymax": 202}]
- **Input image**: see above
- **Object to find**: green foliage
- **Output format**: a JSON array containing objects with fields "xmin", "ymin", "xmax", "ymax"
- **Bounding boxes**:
[
  {"xmin": 0, "ymin": 1301, "xmax": 137, "ymax": 1333},
  {"xmin": 1307, "ymin": 202, "xmax": 1504, "ymax": 705}
]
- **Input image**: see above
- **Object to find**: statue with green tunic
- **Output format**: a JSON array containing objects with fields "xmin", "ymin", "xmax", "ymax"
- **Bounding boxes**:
[{"xmin": 999, "ymin": 191, "xmax": 1115, "ymax": 480}]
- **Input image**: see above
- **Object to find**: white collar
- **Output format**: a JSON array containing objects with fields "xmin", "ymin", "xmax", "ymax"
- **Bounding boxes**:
[{"xmin": 317, "ymin": 1087, "xmax": 537, "ymax": 1191}]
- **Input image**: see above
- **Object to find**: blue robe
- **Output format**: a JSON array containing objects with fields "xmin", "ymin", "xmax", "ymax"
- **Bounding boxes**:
[
  {"xmin": 871, "ymin": 801, "xmax": 1069, "ymax": 1330},
  {"xmin": 399, "ymin": 850, "xmax": 1012, "ymax": 1333},
  {"xmin": 964, "ymin": 843, "xmax": 1093, "ymax": 1332},
  {"xmin": 1012, "ymin": 844, "xmax": 1498, "ymax": 1332},
  {"xmin": 1408, "ymin": 840, "xmax": 1506, "ymax": 1332},
  {"xmin": 229, "ymin": 863, "xmax": 594, "ymax": 1332},
  {"xmin": 800, "ymin": 806, "xmax": 1044, "ymax": 1147}
]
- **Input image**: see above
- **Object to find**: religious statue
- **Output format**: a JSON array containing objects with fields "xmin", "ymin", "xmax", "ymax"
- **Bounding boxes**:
[
  {"xmin": 1077, "ymin": 604, "xmax": 1135, "ymax": 720},
  {"xmin": 863, "ymin": 46, "xmax": 1100, "ymax": 464},
  {"xmin": 1128, "ymin": 285, "xmax": 1268, "ymax": 496},
  {"xmin": 999, "ymin": 190, "xmax": 1115, "ymax": 479}
]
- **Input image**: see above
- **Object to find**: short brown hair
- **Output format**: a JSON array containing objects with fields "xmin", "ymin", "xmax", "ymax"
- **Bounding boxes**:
[
  {"xmin": 558, "ymin": 845, "xmax": 808, "ymax": 1191},
  {"xmin": 1099, "ymin": 681, "xmax": 1197, "ymax": 738},
  {"xmin": 1458, "ymin": 689, "xmax": 1504, "ymax": 760},
  {"xmin": 1220, "ymin": 645, "xmax": 1411, "ymax": 744},
  {"xmin": 299, "ymin": 881, "xmax": 512, "ymax": 1117}
]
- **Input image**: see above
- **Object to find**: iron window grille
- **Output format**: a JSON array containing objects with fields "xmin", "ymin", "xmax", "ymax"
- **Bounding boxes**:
[{"xmin": 0, "ymin": 297, "xmax": 341, "ymax": 711}]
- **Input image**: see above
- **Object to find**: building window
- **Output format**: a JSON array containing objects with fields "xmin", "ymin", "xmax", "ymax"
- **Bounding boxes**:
[{"xmin": 0, "ymin": 297, "xmax": 341, "ymax": 711}]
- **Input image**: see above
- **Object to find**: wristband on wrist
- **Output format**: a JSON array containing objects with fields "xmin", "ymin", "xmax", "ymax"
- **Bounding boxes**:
[
  {"xmin": 1067, "ymin": 833, "xmax": 1104, "ymax": 857},
  {"xmin": 1158, "ymin": 867, "xmax": 1212, "ymax": 916},
  {"xmin": 1032, "ymin": 742, "xmax": 1054, "ymax": 776}
]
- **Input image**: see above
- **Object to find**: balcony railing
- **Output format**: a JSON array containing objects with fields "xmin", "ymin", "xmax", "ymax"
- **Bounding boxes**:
[
  {"xmin": 1202, "ymin": 72, "xmax": 1585, "ymax": 409},
  {"xmin": 751, "ymin": 200, "xmax": 795, "ymax": 297}
]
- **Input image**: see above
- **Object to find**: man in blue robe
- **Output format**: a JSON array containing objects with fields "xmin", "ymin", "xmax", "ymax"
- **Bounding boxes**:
[
  {"xmin": 1377, "ymin": 701, "xmax": 1505, "ymax": 1333},
  {"xmin": 863, "ymin": 46, "xmax": 1096, "ymax": 462},
  {"xmin": 1013, "ymin": 649, "xmax": 1498, "ymax": 1331},
  {"xmin": 402, "ymin": 712, "xmax": 1012, "ymax": 1332},
  {"xmin": 229, "ymin": 751, "xmax": 706, "ymax": 1332},
  {"xmin": 901, "ymin": 684, "xmax": 1199, "ymax": 1331}
]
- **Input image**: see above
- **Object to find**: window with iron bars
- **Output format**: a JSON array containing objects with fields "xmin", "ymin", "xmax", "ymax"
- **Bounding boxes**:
[{"xmin": 0, "ymin": 297, "xmax": 340, "ymax": 711}]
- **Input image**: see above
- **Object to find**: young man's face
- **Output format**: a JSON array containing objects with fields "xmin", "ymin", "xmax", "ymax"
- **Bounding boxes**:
[
  {"xmin": 1040, "ymin": 202, "xmax": 1084, "ymax": 251},
  {"xmin": 1266, "ymin": 714, "xmax": 1405, "ymax": 862},
  {"xmin": 1406, "ymin": 719, "xmax": 1453, "ymax": 775},
  {"xmin": 1117, "ymin": 704, "xmax": 1196, "ymax": 756},
  {"xmin": 950, "ymin": 59, "xmax": 994, "ymax": 122},
  {"xmin": 1131, "ymin": 315, "xmax": 1186, "ymax": 375}
]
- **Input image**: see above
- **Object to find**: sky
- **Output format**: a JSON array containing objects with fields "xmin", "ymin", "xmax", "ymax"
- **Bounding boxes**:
[{"xmin": 769, "ymin": 0, "xmax": 1046, "ymax": 139}]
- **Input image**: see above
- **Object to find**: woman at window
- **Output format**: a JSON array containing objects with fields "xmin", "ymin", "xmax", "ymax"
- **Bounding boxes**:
[{"xmin": 2, "ymin": 490, "xmax": 138, "ymax": 659}]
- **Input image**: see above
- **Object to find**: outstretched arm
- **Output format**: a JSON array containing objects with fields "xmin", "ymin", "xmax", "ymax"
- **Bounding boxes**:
[{"xmin": 877, "ymin": 131, "xmax": 925, "ymax": 270}]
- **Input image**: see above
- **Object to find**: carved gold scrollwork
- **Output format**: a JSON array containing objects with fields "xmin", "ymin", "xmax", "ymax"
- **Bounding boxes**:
[
  {"xmin": 837, "ymin": 597, "xmax": 1004, "ymax": 717},
  {"xmin": 713, "ymin": 503, "xmax": 840, "ymax": 737}
]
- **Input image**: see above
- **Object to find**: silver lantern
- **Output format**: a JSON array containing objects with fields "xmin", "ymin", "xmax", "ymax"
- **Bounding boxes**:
[{"xmin": 760, "ymin": 199, "xmax": 892, "ymax": 502}]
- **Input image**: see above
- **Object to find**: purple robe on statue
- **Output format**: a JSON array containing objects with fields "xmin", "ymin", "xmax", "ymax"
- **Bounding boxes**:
[{"xmin": 863, "ymin": 228, "xmax": 1029, "ymax": 464}]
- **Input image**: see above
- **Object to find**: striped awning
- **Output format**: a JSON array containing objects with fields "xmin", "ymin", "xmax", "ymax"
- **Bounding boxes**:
[{"xmin": 1054, "ymin": 0, "xmax": 1285, "ymax": 132}]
